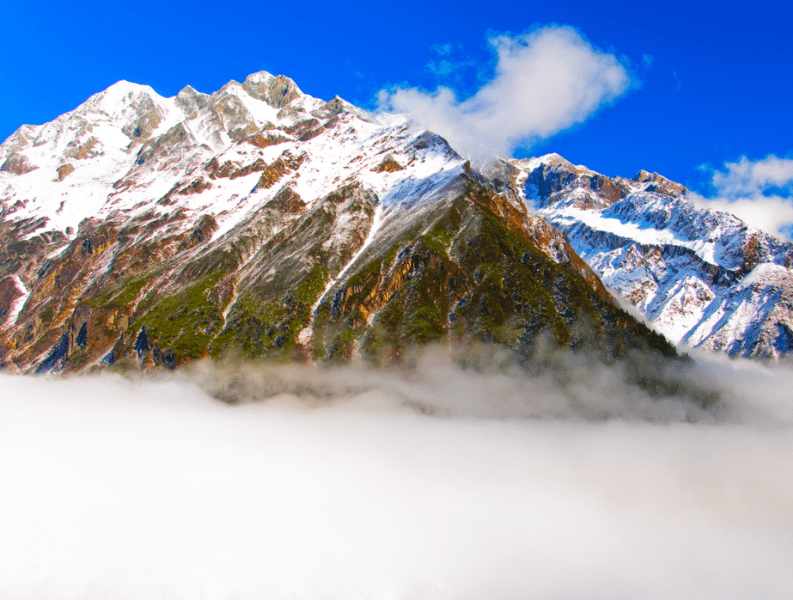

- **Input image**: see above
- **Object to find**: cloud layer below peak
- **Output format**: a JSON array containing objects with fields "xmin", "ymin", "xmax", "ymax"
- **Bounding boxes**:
[
  {"xmin": 379, "ymin": 26, "xmax": 630, "ymax": 161},
  {"xmin": 0, "ymin": 350, "xmax": 792, "ymax": 599}
]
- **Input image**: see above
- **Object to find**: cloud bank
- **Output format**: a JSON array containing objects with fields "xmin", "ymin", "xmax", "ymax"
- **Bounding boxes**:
[
  {"xmin": 691, "ymin": 155, "xmax": 793, "ymax": 239},
  {"xmin": 379, "ymin": 26, "xmax": 631, "ymax": 162},
  {"xmin": 0, "ymin": 350, "xmax": 792, "ymax": 599}
]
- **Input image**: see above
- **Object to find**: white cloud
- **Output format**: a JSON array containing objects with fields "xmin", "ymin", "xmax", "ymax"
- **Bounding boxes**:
[
  {"xmin": 425, "ymin": 42, "xmax": 476, "ymax": 80},
  {"xmin": 690, "ymin": 155, "xmax": 793, "ymax": 239},
  {"xmin": 712, "ymin": 155, "xmax": 793, "ymax": 197},
  {"xmin": 379, "ymin": 26, "xmax": 631, "ymax": 162},
  {"xmin": 0, "ymin": 351, "xmax": 792, "ymax": 598},
  {"xmin": 690, "ymin": 193, "xmax": 793, "ymax": 240}
]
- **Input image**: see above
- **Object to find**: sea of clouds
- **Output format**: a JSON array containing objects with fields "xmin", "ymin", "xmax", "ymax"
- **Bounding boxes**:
[{"xmin": 1, "ymin": 347, "xmax": 791, "ymax": 599}]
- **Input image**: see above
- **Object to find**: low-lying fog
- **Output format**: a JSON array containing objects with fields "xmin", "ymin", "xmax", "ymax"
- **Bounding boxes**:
[{"xmin": 1, "ymin": 347, "xmax": 791, "ymax": 599}]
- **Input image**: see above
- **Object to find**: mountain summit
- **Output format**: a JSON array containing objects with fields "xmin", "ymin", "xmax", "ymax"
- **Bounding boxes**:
[{"xmin": 2, "ymin": 72, "xmax": 775, "ymax": 373}]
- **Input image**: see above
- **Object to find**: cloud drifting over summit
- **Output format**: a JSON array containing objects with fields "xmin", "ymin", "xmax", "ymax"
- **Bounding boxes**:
[
  {"xmin": 691, "ymin": 155, "xmax": 793, "ymax": 239},
  {"xmin": 379, "ymin": 26, "xmax": 630, "ymax": 161}
]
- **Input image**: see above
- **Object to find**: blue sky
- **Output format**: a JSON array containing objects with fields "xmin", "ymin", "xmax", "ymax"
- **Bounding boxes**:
[{"xmin": 2, "ymin": 0, "xmax": 791, "ymax": 198}]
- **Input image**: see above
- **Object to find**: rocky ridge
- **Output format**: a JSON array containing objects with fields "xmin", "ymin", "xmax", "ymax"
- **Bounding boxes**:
[{"xmin": 513, "ymin": 153, "xmax": 793, "ymax": 358}]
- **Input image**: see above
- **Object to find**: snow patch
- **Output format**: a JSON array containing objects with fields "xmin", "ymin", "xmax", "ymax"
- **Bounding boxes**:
[{"xmin": 5, "ymin": 276, "xmax": 30, "ymax": 327}]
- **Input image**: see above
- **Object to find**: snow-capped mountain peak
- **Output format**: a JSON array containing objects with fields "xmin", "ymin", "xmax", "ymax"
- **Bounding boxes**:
[
  {"xmin": 0, "ymin": 73, "xmax": 680, "ymax": 374},
  {"xmin": 511, "ymin": 155, "xmax": 793, "ymax": 357}
]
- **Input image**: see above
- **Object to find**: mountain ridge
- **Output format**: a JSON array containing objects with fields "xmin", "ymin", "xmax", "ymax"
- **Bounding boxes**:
[
  {"xmin": 515, "ymin": 154, "xmax": 793, "ymax": 357},
  {"xmin": 1, "ymin": 71, "xmax": 761, "ymax": 373}
]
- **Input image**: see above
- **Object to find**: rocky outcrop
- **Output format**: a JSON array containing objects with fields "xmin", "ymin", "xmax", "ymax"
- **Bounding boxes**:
[
  {"xmin": 136, "ymin": 123, "xmax": 192, "ymax": 164},
  {"xmin": 120, "ymin": 94, "xmax": 165, "ymax": 141},
  {"xmin": 632, "ymin": 169, "xmax": 687, "ymax": 197},
  {"xmin": 65, "ymin": 136, "xmax": 100, "ymax": 160},
  {"xmin": 373, "ymin": 155, "xmax": 404, "ymax": 173},
  {"xmin": 1, "ymin": 153, "xmax": 38, "ymax": 175},
  {"xmin": 0, "ymin": 276, "xmax": 23, "ymax": 323},
  {"xmin": 56, "ymin": 164, "xmax": 75, "ymax": 181},
  {"xmin": 246, "ymin": 132, "xmax": 288, "ymax": 149},
  {"xmin": 175, "ymin": 85, "xmax": 209, "ymax": 116},
  {"xmin": 256, "ymin": 152, "xmax": 306, "ymax": 189},
  {"xmin": 242, "ymin": 73, "xmax": 303, "ymax": 108}
]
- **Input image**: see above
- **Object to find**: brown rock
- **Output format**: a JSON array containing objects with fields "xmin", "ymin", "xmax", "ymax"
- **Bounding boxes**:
[
  {"xmin": 632, "ymin": 170, "xmax": 687, "ymax": 197},
  {"xmin": 0, "ymin": 276, "xmax": 23, "ymax": 322},
  {"xmin": 373, "ymin": 155, "xmax": 404, "ymax": 173},
  {"xmin": 66, "ymin": 136, "xmax": 100, "ymax": 160},
  {"xmin": 56, "ymin": 164, "xmax": 75, "ymax": 181},
  {"xmin": 246, "ymin": 132, "xmax": 288, "ymax": 149},
  {"xmin": 268, "ymin": 186, "xmax": 305, "ymax": 214},
  {"xmin": 0, "ymin": 154, "xmax": 38, "ymax": 175},
  {"xmin": 242, "ymin": 74, "xmax": 302, "ymax": 108},
  {"xmin": 257, "ymin": 152, "xmax": 306, "ymax": 189},
  {"xmin": 177, "ymin": 179, "xmax": 212, "ymax": 195}
]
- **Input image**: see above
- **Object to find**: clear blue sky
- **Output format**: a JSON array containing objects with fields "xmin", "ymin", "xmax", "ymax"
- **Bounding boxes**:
[{"xmin": 2, "ymin": 0, "xmax": 791, "ymax": 194}]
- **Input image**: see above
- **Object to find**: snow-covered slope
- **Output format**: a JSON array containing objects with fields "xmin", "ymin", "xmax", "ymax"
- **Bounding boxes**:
[
  {"xmin": 513, "ymin": 154, "xmax": 793, "ymax": 358},
  {"xmin": 0, "ymin": 73, "xmax": 398, "ymax": 236}
]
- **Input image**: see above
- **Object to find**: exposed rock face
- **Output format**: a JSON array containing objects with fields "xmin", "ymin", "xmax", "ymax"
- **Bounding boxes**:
[
  {"xmin": 120, "ymin": 93, "xmax": 165, "ymax": 141},
  {"xmin": 373, "ymin": 155, "xmax": 404, "ymax": 173},
  {"xmin": 242, "ymin": 72, "xmax": 303, "ymax": 108},
  {"xmin": 66, "ymin": 136, "xmax": 100, "ymax": 160},
  {"xmin": 136, "ymin": 123, "xmax": 193, "ymax": 164},
  {"xmin": 175, "ymin": 85, "xmax": 209, "ymax": 117},
  {"xmin": 0, "ymin": 73, "xmax": 676, "ymax": 374},
  {"xmin": 1, "ymin": 154, "xmax": 37, "ymax": 175},
  {"xmin": 56, "ymin": 163, "xmax": 75, "ymax": 181},
  {"xmin": 514, "ymin": 154, "xmax": 793, "ymax": 358},
  {"xmin": 317, "ymin": 96, "xmax": 351, "ymax": 117},
  {"xmin": 632, "ymin": 169, "xmax": 688, "ymax": 197}
]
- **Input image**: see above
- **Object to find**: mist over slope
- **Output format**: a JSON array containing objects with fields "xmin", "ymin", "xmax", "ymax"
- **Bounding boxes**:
[
  {"xmin": 175, "ymin": 344, "xmax": 787, "ymax": 424},
  {"xmin": 1, "ymin": 351, "xmax": 791, "ymax": 599}
]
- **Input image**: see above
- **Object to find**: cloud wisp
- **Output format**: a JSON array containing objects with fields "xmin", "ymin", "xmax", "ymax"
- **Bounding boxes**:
[
  {"xmin": 0, "ymin": 349, "xmax": 792, "ymax": 598},
  {"xmin": 424, "ymin": 42, "xmax": 477, "ymax": 81},
  {"xmin": 690, "ymin": 155, "xmax": 793, "ymax": 239},
  {"xmin": 379, "ymin": 26, "xmax": 631, "ymax": 162}
]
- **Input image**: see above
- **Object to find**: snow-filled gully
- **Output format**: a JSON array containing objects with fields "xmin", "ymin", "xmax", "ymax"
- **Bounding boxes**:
[{"xmin": 297, "ymin": 204, "xmax": 385, "ymax": 346}]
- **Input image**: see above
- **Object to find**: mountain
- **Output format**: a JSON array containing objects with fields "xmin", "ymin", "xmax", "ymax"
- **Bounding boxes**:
[
  {"xmin": 0, "ymin": 72, "xmax": 684, "ymax": 373},
  {"xmin": 513, "ymin": 154, "xmax": 793, "ymax": 358}
]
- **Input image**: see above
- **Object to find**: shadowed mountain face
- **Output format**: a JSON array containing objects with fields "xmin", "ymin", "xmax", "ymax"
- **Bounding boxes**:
[{"xmin": 0, "ymin": 74, "xmax": 678, "ymax": 373}]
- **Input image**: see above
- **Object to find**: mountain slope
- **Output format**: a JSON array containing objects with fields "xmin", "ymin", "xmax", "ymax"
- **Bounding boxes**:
[
  {"xmin": 0, "ymin": 73, "xmax": 675, "ymax": 373},
  {"xmin": 513, "ymin": 154, "xmax": 793, "ymax": 358}
]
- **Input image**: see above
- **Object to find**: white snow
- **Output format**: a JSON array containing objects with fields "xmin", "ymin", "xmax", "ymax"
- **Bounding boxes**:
[
  {"xmin": 543, "ymin": 203, "xmax": 720, "ymax": 266},
  {"xmin": 740, "ymin": 262, "xmax": 791, "ymax": 288},
  {"xmin": 298, "ymin": 204, "xmax": 388, "ymax": 347},
  {"xmin": 4, "ymin": 276, "xmax": 30, "ymax": 327}
]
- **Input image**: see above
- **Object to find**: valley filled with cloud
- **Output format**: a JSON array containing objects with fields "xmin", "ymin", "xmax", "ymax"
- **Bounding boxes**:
[{"xmin": 1, "ymin": 350, "xmax": 791, "ymax": 599}]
